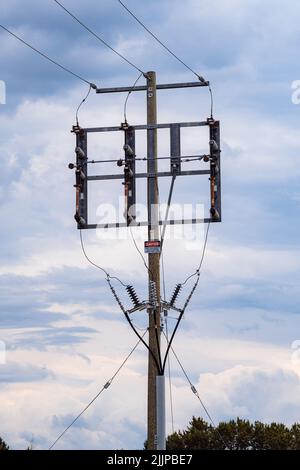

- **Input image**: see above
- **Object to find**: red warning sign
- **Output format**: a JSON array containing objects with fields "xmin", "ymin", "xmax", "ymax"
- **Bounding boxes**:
[{"xmin": 144, "ymin": 240, "xmax": 161, "ymax": 254}]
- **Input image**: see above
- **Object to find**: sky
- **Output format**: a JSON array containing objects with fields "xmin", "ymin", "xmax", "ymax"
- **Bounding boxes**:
[{"xmin": 0, "ymin": 0, "xmax": 300, "ymax": 450}]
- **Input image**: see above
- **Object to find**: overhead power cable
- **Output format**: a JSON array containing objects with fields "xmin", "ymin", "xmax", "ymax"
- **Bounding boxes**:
[
  {"xmin": 49, "ymin": 331, "xmax": 146, "ymax": 449},
  {"xmin": 88, "ymin": 154, "xmax": 206, "ymax": 165},
  {"xmin": 129, "ymin": 226, "xmax": 152, "ymax": 277},
  {"xmin": 0, "ymin": 24, "xmax": 97, "ymax": 87},
  {"xmin": 80, "ymin": 230, "xmax": 159, "ymax": 370},
  {"xmin": 80, "ymin": 229, "xmax": 127, "ymax": 287},
  {"xmin": 181, "ymin": 221, "xmax": 211, "ymax": 286},
  {"xmin": 161, "ymin": 221, "xmax": 211, "ymax": 374},
  {"xmin": 53, "ymin": 0, "xmax": 145, "ymax": 76},
  {"xmin": 76, "ymin": 84, "xmax": 92, "ymax": 126},
  {"xmin": 117, "ymin": 0, "xmax": 206, "ymax": 83},
  {"xmin": 165, "ymin": 338, "xmax": 227, "ymax": 448},
  {"xmin": 124, "ymin": 72, "xmax": 143, "ymax": 124},
  {"xmin": 117, "ymin": 0, "xmax": 215, "ymax": 117},
  {"xmin": 209, "ymin": 85, "xmax": 214, "ymax": 118},
  {"xmin": 162, "ymin": 276, "xmax": 197, "ymax": 374}
]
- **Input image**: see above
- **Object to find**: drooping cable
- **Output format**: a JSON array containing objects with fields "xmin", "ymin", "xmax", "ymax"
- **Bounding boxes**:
[
  {"xmin": 53, "ymin": 0, "xmax": 145, "ymax": 75},
  {"xmin": 181, "ymin": 221, "xmax": 210, "ymax": 287},
  {"xmin": 117, "ymin": 0, "xmax": 206, "ymax": 83},
  {"xmin": 124, "ymin": 72, "xmax": 143, "ymax": 124},
  {"xmin": 162, "ymin": 268, "xmax": 202, "ymax": 374},
  {"xmin": 48, "ymin": 331, "xmax": 146, "ymax": 449},
  {"xmin": 76, "ymin": 84, "xmax": 92, "ymax": 126},
  {"xmin": 0, "ymin": 24, "xmax": 97, "ymax": 87},
  {"xmin": 161, "ymin": 249, "xmax": 167, "ymax": 305},
  {"xmin": 80, "ymin": 228, "xmax": 161, "ymax": 372},
  {"xmin": 80, "ymin": 229, "xmax": 127, "ymax": 287},
  {"xmin": 129, "ymin": 226, "xmax": 153, "ymax": 277},
  {"xmin": 165, "ymin": 338, "xmax": 227, "ymax": 448},
  {"xmin": 209, "ymin": 85, "xmax": 214, "ymax": 119}
]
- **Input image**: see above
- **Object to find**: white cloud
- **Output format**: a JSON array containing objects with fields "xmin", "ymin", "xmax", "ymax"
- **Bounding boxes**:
[{"xmin": 1, "ymin": 0, "xmax": 300, "ymax": 450}]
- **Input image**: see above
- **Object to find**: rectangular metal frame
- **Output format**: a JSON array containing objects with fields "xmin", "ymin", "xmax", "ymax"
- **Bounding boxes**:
[{"xmin": 74, "ymin": 120, "xmax": 221, "ymax": 229}]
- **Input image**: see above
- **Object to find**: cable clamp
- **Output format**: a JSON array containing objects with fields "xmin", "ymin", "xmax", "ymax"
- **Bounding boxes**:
[
  {"xmin": 120, "ymin": 121, "xmax": 130, "ymax": 131},
  {"xmin": 127, "ymin": 301, "xmax": 148, "ymax": 314},
  {"xmin": 71, "ymin": 124, "xmax": 84, "ymax": 135},
  {"xmin": 197, "ymin": 75, "xmax": 209, "ymax": 86},
  {"xmin": 104, "ymin": 380, "xmax": 111, "ymax": 389}
]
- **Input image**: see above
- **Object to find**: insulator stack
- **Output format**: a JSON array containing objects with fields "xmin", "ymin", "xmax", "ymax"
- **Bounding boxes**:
[
  {"xmin": 183, "ymin": 279, "xmax": 198, "ymax": 311},
  {"xmin": 149, "ymin": 280, "xmax": 157, "ymax": 308},
  {"xmin": 107, "ymin": 280, "xmax": 126, "ymax": 315},
  {"xmin": 169, "ymin": 284, "xmax": 182, "ymax": 306},
  {"xmin": 126, "ymin": 285, "xmax": 140, "ymax": 308}
]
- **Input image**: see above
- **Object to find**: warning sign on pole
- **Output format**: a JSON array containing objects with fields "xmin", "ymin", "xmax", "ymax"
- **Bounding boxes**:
[{"xmin": 144, "ymin": 240, "xmax": 161, "ymax": 254}]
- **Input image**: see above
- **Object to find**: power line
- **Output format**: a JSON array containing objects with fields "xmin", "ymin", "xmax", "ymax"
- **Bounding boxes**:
[
  {"xmin": 117, "ymin": 0, "xmax": 215, "ymax": 118},
  {"xmin": 52, "ymin": 0, "xmax": 146, "ymax": 75},
  {"xmin": 166, "ymin": 339, "xmax": 227, "ymax": 448},
  {"xmin": 209, "ymin": 85, "xmax": 214, "ymax": 118},
  {"xmin": 129, "ymin": 226, "xmax": 152, "ymax": 277},
  {"xmin": 80, "ymin": 229, "xmax": 127, "ymax": 287},
  {"xmin": 49, "ymin": 331, "xmax": 147, "ymax": 449},
  {"xmin": 159, "ymin": 220, "xmax": 210, "ymax": 374},
  {"xmin": 117, "ymin": 0, "xmax": 206, "ymax": 83},
  {"xmin": 162, "ymin": 234, "xmax": 210, "ymax": 375},
  {"xmin": 124, "ymin": 72, "xmax": 143, "ymax": 124},
  {"xmin": 181, "ymin": 221, "xmax": 211, "ymax": 286},
  {"xmin": 88, "ymin": 155, "xmax": 206, "ymax": 165},
  {"xmin": 80, "ymin": 230, "xmax": 158, "ymax": 369},
  {"xmin": 76, "ymin": 84, "xmax": 92, "ymax": 126},
  {"xmin": 0, "ymin": 24, "xmax": 96, "ymax": 87}
]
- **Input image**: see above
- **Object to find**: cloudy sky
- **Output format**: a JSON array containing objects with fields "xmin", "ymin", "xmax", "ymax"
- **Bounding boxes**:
[{"xmin": 0, "ymin": 0, "xmax": 300, "ymax": 450}]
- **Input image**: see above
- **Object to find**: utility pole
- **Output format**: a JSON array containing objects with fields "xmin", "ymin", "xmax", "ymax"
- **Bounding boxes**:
[
  {"xmin": 71, "ymin": 73, "xmax": 220, "ymax": 451},
  {"xmin": 146, "ymin": 71, "xmax": 163, "ymax": 450}
]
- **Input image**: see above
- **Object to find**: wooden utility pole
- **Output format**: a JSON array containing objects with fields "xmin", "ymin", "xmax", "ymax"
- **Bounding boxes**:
[
  {"xmin": 146, "ymin": 71, "xmax": 161, "ymax": 449},
  {"xmin": 72, "ymin": 73, "xmax": 218, "ymax": 451}
]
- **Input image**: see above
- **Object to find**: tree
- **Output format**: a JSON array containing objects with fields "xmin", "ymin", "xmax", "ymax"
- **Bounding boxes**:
[
  {"xmin": 0, "ymin": 437, "xmax": 9, "ymax": 450},
  {"xmin": 167, "ymin": 417, "xmax": 300, "ymax": 450}
]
